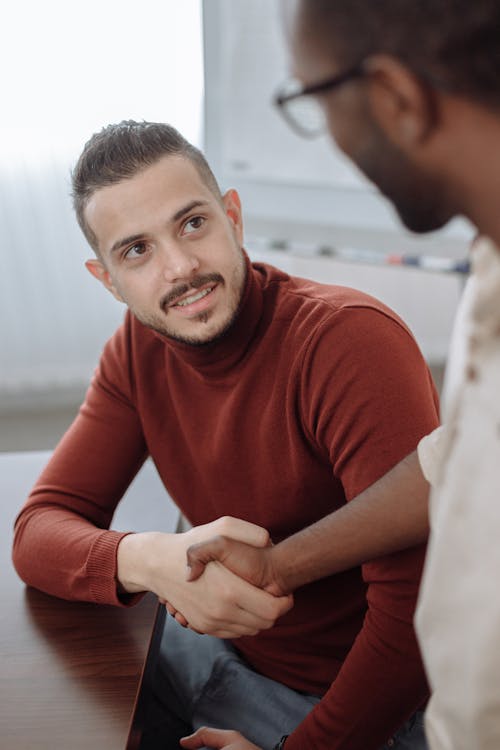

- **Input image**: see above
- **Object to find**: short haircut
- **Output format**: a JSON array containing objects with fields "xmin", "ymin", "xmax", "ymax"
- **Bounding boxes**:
[
  {"xmin": 71, "ymin": 120, "xmax": 222, "ymax": 253},
  {"xmin": 298, "ymin": 0, "xmax": 500, "ymax": 109}
]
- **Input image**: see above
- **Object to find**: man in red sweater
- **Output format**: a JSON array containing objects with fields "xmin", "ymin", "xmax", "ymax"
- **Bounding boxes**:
[{"xmin": 13, "ymin": 121, "xmax": 438, "ymax": 750}]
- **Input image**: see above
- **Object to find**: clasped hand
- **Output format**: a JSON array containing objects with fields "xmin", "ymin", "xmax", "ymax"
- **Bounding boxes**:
[
  {"xmin": 164, "ymin": 528, "xmax": 292, "ymax": 635},
  {"xmin": 117, "ymin": 516, "xmax": 292, "ymax": 638}
]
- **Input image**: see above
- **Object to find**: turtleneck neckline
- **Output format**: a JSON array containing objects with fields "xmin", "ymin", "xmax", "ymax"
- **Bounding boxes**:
[{"xmin": 155, "ymin": 252, "xmax": 264, "ymax": 378}]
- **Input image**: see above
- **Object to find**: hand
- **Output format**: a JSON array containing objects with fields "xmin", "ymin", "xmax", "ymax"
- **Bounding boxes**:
[
  {"xmin": 186, "ymin": 536, "xmax": 289, "ymax": 596},
  {"xmin": 117, "ymin": 516, "xmax": 293, "ymax": 637},
  {"xmin": 180, "ymin": 727, "xmax": 262, "ymax": 750}
]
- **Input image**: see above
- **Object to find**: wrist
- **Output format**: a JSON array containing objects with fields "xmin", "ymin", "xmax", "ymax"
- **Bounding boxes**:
[
  {"xmin": 268, "ymin": 544, "xmax": 294, "ymax": 595},
  {"xmin": 116, "ymin": 531, "xmax": 163, "ymax": 593}
]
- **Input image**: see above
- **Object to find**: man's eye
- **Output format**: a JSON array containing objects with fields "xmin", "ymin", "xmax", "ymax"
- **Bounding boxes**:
[
  {"xmin": 124, "ymin": 243, "xmax": 147, "ymax": 259},
  {"xmin": 184, "ymin": 216, "xmax": 205, "ymax": 234}
]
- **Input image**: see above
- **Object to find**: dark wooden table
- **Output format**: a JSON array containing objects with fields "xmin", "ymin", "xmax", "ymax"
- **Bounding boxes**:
[{"xmin": 0, "ymin": 451, "xmax": 177, "ymax": 750}]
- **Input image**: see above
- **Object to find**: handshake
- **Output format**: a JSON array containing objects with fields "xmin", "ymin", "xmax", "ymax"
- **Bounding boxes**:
[
  {"xmin": 161, "ymin": 516, "xmax": 296, "ymax": 635},
  {"xmin": 186, "ymin": 530, "xmax": 289, "ymax": 594},
  {"xmin": 120, "ymin": 453, "xmax": 428, "ymax": 638}
]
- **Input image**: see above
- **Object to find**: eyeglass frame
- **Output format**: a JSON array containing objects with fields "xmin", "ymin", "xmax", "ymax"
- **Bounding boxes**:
[
  {"xmin": 273, "ymin": 59, "xmax": 454, "ymax": 138},
  {"xmin": 273, "ymin": 62, "xmax": 366, "ymax": 137}
]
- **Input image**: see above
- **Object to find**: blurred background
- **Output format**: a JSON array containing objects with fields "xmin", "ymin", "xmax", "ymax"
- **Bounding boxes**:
[{"xmin": 0, "ymin": 0, "xmax": 469, "ymax": 451}]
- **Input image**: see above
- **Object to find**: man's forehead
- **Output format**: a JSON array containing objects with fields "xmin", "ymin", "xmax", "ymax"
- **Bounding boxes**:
[
  {"xmin": 83, "ymin": 156, "xmax": 215, "ymax": 253},
  {"xmin": 86, "ymin": 156, "xmax": 210, "ymax": 214},
  {"xmin": 281, "ymin": 0, "xmax": 337, "ymax": 80}
]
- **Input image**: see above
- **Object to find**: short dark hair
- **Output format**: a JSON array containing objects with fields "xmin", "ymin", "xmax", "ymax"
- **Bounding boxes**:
[
  {"xmin": 71, "ymin": 120, "xmax": 222, "ymax": 252},
  {"xmin": 298, "ymin": 0, "xmax": 500, "ymax": 109}
]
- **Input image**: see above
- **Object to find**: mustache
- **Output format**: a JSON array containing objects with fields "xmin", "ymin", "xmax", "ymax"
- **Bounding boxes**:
[{"xmin": 160, "ymin": 273, "xmax": 224, "ymax": 309}]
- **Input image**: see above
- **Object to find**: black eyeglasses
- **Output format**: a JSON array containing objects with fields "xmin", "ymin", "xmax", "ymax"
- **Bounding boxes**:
[{"xmin": 273, "ymin": 63, "xmax": 365, "ymax": 138}]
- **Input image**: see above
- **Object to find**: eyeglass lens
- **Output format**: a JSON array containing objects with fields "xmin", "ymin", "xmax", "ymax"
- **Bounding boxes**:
[{"xmin": 281, "ymin": 95, "xmax": 326, "ymax": 138}]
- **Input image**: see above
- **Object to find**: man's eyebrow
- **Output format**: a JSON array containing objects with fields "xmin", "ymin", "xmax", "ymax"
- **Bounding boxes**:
[
  {"xmin": 172, "ymin": 199, "xmax": 210, "ymax": 223},
  {"xmin": 109, "ymin": 199, "xmax": 210, "ymax": 255},
  {"xmin": 109, "ymin": 233, "xmax": 145, "ymax": 256},
  {"xmin": 108, "ymin": 199, "xmax": 211, "ymax": 256}
]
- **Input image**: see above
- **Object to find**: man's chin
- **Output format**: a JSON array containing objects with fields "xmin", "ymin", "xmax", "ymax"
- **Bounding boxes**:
[
  {"xmin": 396, "ymin": 206, "xmax": 452, "ymax": 235},
  {"xmin": 144, "ymin": 316, "xmax": 236, "ymax": 348}
]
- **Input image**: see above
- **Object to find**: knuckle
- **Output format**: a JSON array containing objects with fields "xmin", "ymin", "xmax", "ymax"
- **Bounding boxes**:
[
  {"xmin": 259, "ymin": 618, "xmax": 274, "ymax": 631},
  {"xmin": 216, "ymin": 515, "xmax": 234, "ymax": 534},
  {"xmin": 211, "ymin": 533, "xmax": 226, "ymax": 549},
  {"xmin": 219, "ymin": 582, "xmax": 236, "ymax": 605}
]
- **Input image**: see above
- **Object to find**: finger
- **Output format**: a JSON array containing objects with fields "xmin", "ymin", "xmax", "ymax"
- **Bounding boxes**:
[
  {"xmin": 213, "ymin": 517, "xmax": 270, "ymax": 548},
  {"xmin": 221, "ymin": 569, "xmax": 294, "ymax": 623},
  {"xmin": 186, "ymin": 536, "xmax": 230, "ymax": 581},
  {"xmin": 187, "ymin": 624, "xmax": 204, "ymax": 635},
  {"xmin": 187, "ymin": 537, "xmax": 273, "ymax": 588},
  {"xmin": 180, "ymin": 726, "xmax": 240, "ymax": 748},
  {"xmin": 174, "ymin": 611, "xmax": 189, "ymax": 628},
  {"xmin": 187, "ymin": 607, "xmax": 269, "ymax": 638},
  {"xmin": 188, "ymin": 566, "xmax": 294, "ymax": 635},
  {"xmin": 165, "ymin": 602, "xmax": 176, "ymax": 617},
  {"xmin": 235, "ymin": 592, "xmax": 294, "ymax": 632},
  {"xmin": 218, "ymin": 565, "xmax": 294, "ymax": 626}
]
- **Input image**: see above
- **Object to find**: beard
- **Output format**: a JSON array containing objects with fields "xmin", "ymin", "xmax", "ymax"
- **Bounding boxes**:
[
  {"xmin": 352, "ymin": 119, "xmax": 453, "ymax": 234},
  {"xmin": 134, "ymin": 262, "xmax": 247, "ymax": 347}
]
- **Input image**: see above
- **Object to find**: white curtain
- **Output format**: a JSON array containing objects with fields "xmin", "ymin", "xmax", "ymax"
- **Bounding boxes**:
[{"xmin": 0, "ymin": 0, "xmax": 203, "ymax": 399}]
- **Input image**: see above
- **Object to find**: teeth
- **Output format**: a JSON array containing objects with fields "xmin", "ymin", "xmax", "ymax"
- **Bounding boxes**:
[{"xmin": 175, "ymin": 286, "xmax": 213, "ymax": 307}]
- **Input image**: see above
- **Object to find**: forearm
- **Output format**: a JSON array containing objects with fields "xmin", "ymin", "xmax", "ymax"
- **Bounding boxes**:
[
  {"xmin": 13, "ymin": 502, "xmax": 132, "ymax": 604},
  {"xmin": 270, "ymin": 450, "xmax": 428, "ymax": 593},
  {"xmin": 12, "ymin": 352, "xmax": 151, "ymax": 603}
]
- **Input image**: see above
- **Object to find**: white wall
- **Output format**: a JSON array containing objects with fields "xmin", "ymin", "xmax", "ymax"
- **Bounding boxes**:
[
  {"xmin": 0, "ymin": 0, "xmax": 203, "ymax": 408},
  {"xmin": 0, "ymin": 0, "xmax": 471, "ymax": 412}
]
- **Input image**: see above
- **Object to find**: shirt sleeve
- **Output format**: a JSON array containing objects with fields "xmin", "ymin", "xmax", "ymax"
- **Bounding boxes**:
[
  {"xmin": 12, "ymin": 315, "xmax": 149, "ymax": 606},
  {"xmin": 287, "ymin": 306, "xmax": 439, "ymax": 749},
  {"xmin": 417, "ymin": 425, "xmax": 446, "ymax": 486}
]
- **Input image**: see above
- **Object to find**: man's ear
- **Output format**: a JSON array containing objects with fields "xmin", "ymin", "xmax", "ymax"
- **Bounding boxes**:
[
  {"xmin": 364, "ymin": 55, "xmax": 439, "ymax": 149},
  {"xmin": 222, "ymin": 189, "xmax": 244, "ymax": 246},
  {"xmin": 85, "ymin": 259, "xmax": 124, "ymax": 302}
]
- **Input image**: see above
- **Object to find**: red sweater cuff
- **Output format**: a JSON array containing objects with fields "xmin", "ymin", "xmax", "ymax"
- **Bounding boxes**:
[{"xmin": 86, "ymin": 530, "xmax": 142, "ymax": 606}]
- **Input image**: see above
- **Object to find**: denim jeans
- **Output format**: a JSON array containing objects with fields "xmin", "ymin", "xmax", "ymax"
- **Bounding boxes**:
[{"xmin": 141, "ymin": 617, "xmax": 428, "ymax": 750}]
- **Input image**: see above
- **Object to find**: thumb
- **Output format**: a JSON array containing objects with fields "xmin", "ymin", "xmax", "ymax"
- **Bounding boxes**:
[{"xmin": 186, "ymin": 535, "xmax": 230, "ymax": 581}]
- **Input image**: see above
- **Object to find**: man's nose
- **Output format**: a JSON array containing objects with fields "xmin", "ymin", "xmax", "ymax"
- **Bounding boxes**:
[{"xmin": 159, "ymin": 244, "xmax": 200, "ymax": 282}]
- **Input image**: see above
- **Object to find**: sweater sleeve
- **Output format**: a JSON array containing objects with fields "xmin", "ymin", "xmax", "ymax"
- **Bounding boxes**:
[
  {"xmin": 286, "ymin": 305, "xmax": 439, "ymax": 749},
  {"xmin": 12, "ymin": 316, "xmax": 149, "ymax": 606},
  {"xmin": 301, "ymin": 305, "xmax": 440, "ymax": 500}
]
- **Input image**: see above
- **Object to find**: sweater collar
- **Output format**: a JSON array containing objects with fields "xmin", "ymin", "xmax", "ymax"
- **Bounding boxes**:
[{"xmin": 159, "ymin": 251, "xmax": 264, "ymax": 377}]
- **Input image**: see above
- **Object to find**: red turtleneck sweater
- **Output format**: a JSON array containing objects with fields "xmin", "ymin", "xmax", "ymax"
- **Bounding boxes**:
[{"xmin": 13, "ymin": 259, "xmax": 439, "ymax": 750}]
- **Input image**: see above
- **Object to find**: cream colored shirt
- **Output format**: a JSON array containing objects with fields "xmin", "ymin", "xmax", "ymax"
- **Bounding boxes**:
[{"xmin": 416, "ymin": 237, "xmax": 500, "ymax": 750}]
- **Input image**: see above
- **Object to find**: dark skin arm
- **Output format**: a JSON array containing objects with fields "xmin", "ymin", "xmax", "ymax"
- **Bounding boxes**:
[{"xmin": 186, "ymin": 450, "xmax": 429, "ymax": 595}]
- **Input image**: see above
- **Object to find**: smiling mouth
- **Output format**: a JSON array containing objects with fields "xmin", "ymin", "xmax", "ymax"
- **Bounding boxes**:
[{"xmin": 172, "ymin": 286, "xmax": 215, "ymax": 307}]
